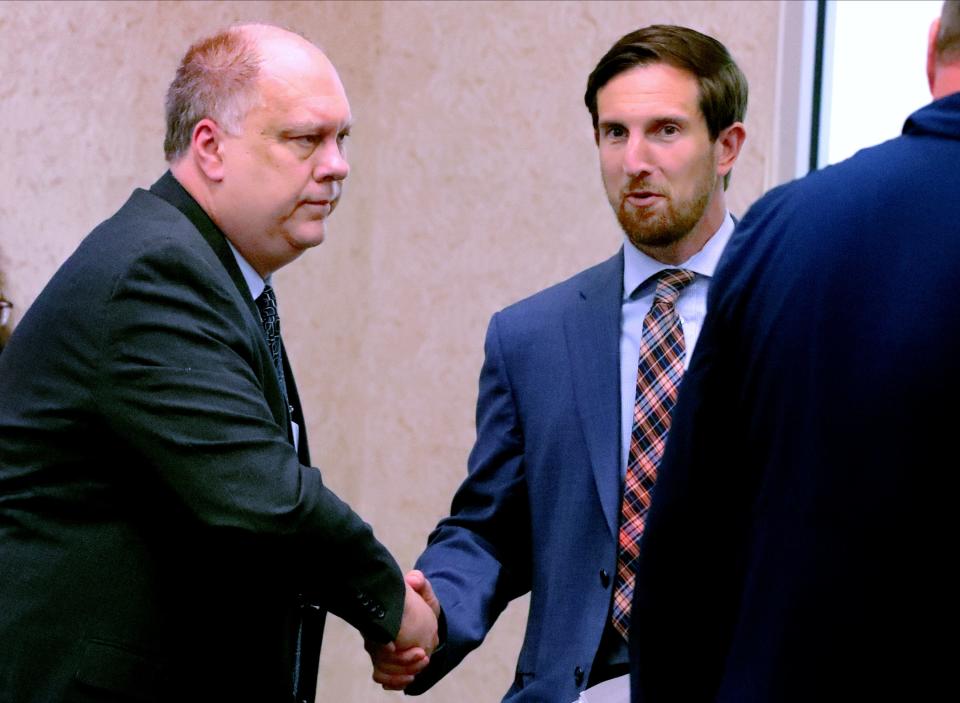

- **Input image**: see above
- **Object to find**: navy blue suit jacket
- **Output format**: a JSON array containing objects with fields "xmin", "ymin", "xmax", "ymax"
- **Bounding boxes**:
[
  {"xmin": 410, "ymin": 252, "xmax": 626, "ymax": 702},
  {"xmin": 630, "ymin": 93, "xmax": 960, "ymax": 702}
]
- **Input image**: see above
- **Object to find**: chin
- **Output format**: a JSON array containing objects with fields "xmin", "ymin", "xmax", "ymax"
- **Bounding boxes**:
[{"xmin": 290, "ymin": 225, "xmax": 328, "ymax": 249}]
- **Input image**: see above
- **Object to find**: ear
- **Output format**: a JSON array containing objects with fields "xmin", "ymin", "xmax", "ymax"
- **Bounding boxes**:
[
  {"xmin": 191, "ymin": 118, "xmax": 227, "ymax": 182},
  {"xmin": 715, "ymin": 122, "xmax": 747, "ymax": 178},
  {"xmin": 927, "ymin": 17, "xmax": 941, "ymax": 96}
]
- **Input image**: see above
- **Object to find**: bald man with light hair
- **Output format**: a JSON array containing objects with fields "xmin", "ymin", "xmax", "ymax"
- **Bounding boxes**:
[{"xmin": 0, "ymin": 24, "xmax": 435, "ymax": 703}]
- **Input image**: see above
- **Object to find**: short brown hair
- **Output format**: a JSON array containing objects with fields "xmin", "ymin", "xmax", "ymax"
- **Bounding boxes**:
[
  {"xmin": 584, "ymin": 24, "xmax": 748, "ymax": 142},
  {"xmin": 937, "ymin": 0, "xmax": 960, "ymax": 62},
  {"xmin": 163, "ymin": 27, "xmax": 263, "ymax": 162}
]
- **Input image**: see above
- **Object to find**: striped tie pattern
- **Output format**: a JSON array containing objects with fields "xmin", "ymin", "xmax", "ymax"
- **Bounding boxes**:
[
  {"xmin": 255, "ymin": 284, "xmax": 288, "ymax": 404},
  {"xmin": 611, "ymin": 268, "xmax": 696, "ymax": 640}
]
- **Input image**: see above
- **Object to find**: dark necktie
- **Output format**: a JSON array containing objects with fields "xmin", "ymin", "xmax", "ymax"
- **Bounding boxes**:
[
  {"xmin": 611, "ymin": 268, "xmax": 696, "ymax": 640},
  {"xmin": 255, "ymin": 284, "xmax": 288, "ymax": 404}
]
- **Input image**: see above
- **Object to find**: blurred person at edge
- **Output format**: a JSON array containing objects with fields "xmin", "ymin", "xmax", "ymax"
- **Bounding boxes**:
[{"xmin": 0, "ymin": 282, "xmax": 11, "ymax": 351}]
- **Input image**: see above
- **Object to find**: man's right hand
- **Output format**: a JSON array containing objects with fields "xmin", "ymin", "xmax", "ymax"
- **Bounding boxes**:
[
  {"xmin": 366, "ymin": 570, "xmax": 441, "ymax": 690},
  {"xmin": 396, "ymin": 573, "xmax": 439, "ymax": 653},
  {"xmin": 404, "ymin": 570, "xmax": 440, "ymax": 620}
]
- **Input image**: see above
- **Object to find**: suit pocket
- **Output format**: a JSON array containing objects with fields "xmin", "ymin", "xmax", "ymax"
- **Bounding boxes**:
[
  {"xmin": 72, "ymin": 638, "xmax": 164, "ymax": 702},
  {"xmin": 512, "ymin": 647, "xmax": 536, "ymax": 691},
  {"xmin": 507, "ymin": 665, "xmax": 535, "ymax": 697}
]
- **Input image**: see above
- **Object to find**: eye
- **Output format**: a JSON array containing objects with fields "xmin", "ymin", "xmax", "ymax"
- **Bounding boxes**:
[
  {"xmin": 660, "ymin": 124, "xmax": 681, "ymax": 137},
  {"xmin": 293, "ymin": 135, "xmax": 321, "ymax": 148},
  {"xmin": 603, "ymin": 125, "xmax": 627, "ymax": 140}
]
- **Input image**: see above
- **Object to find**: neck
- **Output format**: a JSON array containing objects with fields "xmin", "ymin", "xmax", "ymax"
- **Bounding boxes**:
[
  {"xmin": 169, "ymin": 161, "xmax": 275, "ymax": 279},
  {"xmin": 170, "ymin": 160, "xmax": 216, "ymax": 221},
  {"xmin": 932, "ymin": 61, "xmax": 960, "ymax": 99}
]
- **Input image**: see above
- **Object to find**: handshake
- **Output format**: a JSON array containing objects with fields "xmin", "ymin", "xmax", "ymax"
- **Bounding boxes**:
[{"xmin": 364, "ymin": 570, "xmax": 440, "ymax": 691}]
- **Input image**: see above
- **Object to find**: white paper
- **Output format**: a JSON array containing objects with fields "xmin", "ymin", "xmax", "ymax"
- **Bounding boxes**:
[{"xmin": 576, "ymin": 673, "xmax": 629, "ymax": 703}]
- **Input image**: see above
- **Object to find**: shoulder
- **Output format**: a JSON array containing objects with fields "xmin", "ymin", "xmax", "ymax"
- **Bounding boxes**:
[
  {"xmin": 33, "ymin": 188, "xmax": 240, "ymax": 335},
  {"xmin": 71, "ymin": 189, "xmax": 229, "ymax": 291},
  {"xmin": 736, "ymin": 124, "xmax": 960, "ymax": 252},
  {"xmin": 494, "ymin": 251, "xmax": 621, "ymax": 327},
  {"xmin": 26, "ymin": 190, "xmax": 201, "ymax": 308},
  {"xmin": 715, "ymin": 126, "xmax": 960, "ymax": 323},
  {"xmin": 94, "ymin": 188, "xmax": 208, "ymax": 258}
]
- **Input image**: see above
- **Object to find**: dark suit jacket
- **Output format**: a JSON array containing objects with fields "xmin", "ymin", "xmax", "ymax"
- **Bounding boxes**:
[
  {"xmin": 409, "ymin": 252, "xmax": 626, "ymax": 702},
  {"xmin": 0, "ymin": 173, "xmax": 404, "ymax": 703},
  {"xmin": 630, "ymin": 93, "xmax": 960, "ymax": 702}
]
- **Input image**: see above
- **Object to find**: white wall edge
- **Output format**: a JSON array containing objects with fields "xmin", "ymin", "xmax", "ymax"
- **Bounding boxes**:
[{"xmin": 766, "ymin": 0, "xmax": 820, "ymax": 191}]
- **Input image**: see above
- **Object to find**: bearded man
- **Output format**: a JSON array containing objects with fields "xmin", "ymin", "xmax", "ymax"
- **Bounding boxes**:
[{"xmin": 367, "ymin": 24, "xmax": 747, "ymax": 703}]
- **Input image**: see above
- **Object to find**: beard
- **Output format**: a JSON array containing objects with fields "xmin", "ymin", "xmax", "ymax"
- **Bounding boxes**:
[
  {"xmin": 613, "ymin": 156, "xmax": 719, "ymax": 251},
  {"xmin": 617, "ymin": 184, "xmax": 711, "ymax": 250}
]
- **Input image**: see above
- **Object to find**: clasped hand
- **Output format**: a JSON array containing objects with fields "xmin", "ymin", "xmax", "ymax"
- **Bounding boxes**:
[{"xmin": 365, "ymin": 570, "xmax": 440, "ymax": 691}]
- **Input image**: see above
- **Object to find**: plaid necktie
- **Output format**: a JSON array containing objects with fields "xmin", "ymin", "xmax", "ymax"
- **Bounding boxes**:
[
  {"xmin": 255, "ymin": 284, "xmax": 288, "ymax": 404},
  {"xmin": 611, "ymin": 268, "xmax": 696, "ymax": 640}
]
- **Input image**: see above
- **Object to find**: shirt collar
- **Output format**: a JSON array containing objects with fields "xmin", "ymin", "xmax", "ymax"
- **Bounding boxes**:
[
  {"xmin": 225, "ymin": 239, "xmax": 268, "ymax": 301},
  {"xmin": 622, "ymin": 210, "xmax": 735, "ymax": 300}
]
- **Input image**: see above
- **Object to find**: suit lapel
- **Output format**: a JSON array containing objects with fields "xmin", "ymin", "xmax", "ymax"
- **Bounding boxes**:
[
  {"xmin": 564, "ymin": 250, "xmax": 624, "ymax": 540},
  {"xmin": 149, "ymin": 172, "xmax": 291, "ymax": 434},
  {"xmin": 282, "ymin": 350, "xmax": 310, "ymax": 464}
]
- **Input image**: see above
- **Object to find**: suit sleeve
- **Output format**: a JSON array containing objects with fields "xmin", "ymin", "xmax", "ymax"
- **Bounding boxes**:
[
  {"xmin": 406, "ymin": 313, "xmax": 532, "ymax": 694},
  {"xmin": 96, "ymin": 241, "xmax": 404, "ymax": 644}
]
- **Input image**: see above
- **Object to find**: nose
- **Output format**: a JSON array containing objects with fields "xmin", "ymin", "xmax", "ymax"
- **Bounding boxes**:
[
  {"xmin": 622, "ymin": 135, "xmax": 654, "ymax": 179},
  {"xmin": 312, "ymin": 140, "xmax": 349, "ymax": 183}
]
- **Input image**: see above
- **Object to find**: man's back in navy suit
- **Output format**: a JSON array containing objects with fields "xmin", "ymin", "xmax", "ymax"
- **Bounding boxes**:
[{"xmin": 630, "ymin": 5, "xmax": 960, "ymax": 701}]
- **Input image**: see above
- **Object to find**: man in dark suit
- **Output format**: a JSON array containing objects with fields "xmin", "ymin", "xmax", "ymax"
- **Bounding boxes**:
[
  {"xmin": 368, "ymin": 25, "xmax": 747, "ymax": 702},
  {"xmin": 629, "ymin": 3, "xmax": 960, "ymax": 702},
  {"xmin": 0, "ymin": 24, "xmax": 436, "ymax": 703}
]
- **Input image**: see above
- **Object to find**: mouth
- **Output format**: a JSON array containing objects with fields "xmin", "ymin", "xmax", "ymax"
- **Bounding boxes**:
[
  {"xmin": 301, "ymin": 198, "xmax": 336, "ymax": 217},
  {"xmin": 623, "ymin": 190, "xmax": 665, "ymax": 208}
]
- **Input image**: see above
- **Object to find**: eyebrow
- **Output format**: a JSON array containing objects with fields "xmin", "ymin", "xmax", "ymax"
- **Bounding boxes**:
[
  {"xmin": 596, "ymin": 119, "xmax": 625, "ymax": 130},
  {"xmin": 596, "ymin": 114, "xmax": 690, "ymax": 130},
  {"xmin": 650, "ymin": 115, "xmax": 689, "ymax": 126},
  {"xmin": 281, "ymin": 119, "xmax": 354, "ymax": 136}
]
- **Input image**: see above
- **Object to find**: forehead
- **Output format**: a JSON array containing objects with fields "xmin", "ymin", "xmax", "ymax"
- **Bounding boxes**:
[
  {"xmin": 251, "ymin": 50, "xmax": 352, "ymax": 129},
  {"xmin": 596, "ymin": 63, "xmax": 702, "ymax": 122}
]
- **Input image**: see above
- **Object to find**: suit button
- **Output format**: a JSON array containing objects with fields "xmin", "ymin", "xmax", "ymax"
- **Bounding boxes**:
[
  {"xmin": 375, "ymin": 606, "xmax": 386, "ymax": 619},
  {"xmin": 574, "ymin": 666, "xmax": 584, "ymax": 686},
  {"xmin": 599, "ymin": 569, "xmax": 610, "ymax": 588}
]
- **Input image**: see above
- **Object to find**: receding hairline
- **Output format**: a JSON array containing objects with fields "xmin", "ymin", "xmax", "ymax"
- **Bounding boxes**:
[
  {"xmin": 232, "ymin": 23, "xmax": 328, "ymax": 62},
  {"xmin": 232, "ymin": 22, "xmax": 337, "ymax": 89},
  {"xmin": 230, "ymin": 22, "xmax": 319, "ymax": 47}
]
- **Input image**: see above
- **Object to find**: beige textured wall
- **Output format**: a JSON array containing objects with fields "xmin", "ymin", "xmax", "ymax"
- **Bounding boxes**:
[{"xmin": 0, "ymin": 1, "xmax": 781, "ymax": 700}]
